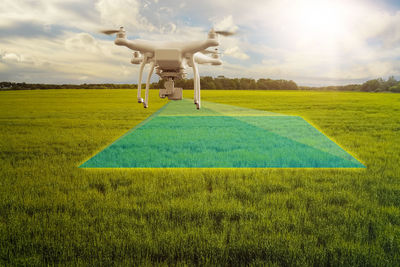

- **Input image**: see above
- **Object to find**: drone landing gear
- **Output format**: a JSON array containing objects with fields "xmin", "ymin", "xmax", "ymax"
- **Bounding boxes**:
[
  {"xmin": 137, "ymin": 54, "xmax": 148, "ymax": 105},
  {"xmin": 195, "ymin": 71, "xmax": 201, "ymax": 110},
  {"xmin": 144, "ymin": 61, "xmax": 155, "ymax": 108},
  {"xmin": 190, "ymin": 55, "xmax": 201, "ymax": 110}
]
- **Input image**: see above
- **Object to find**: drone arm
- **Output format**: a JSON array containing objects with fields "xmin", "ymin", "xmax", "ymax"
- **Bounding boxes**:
[
  {"xmin": 144, "ymin": 61, "xmax": 155, "ymax": 108},
  {"xmin": 137, "ymin": 54, "xmax": 148, "ymax": 103},
  {"xmin": 189, "ymin": 55, "xmax": 197, "ymax": 104},
  {"xmin": 194, "ymin": 53, "xmax": 222, "ymax": 65},
  {"xmin": 182, "ymin": 39, "xmax": 219, "ymax": 54},
  {"xmin": 115, "ymin": 38, "xmax": 154, "ymax": 53}
]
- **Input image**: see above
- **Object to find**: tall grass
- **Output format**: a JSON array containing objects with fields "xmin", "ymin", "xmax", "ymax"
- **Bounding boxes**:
[{"xmin": 1, "ymin": 89, "xmax": 399, "ymax": 265}]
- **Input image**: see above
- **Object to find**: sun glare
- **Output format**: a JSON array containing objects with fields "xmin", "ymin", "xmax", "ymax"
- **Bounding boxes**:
[
  {"xmin": 288, "ymin": 0, "xmax": 350, "ymax": 45},
  {"xmin": 301, "ymin": 3, "xmax": 343, "ymax": 35}
]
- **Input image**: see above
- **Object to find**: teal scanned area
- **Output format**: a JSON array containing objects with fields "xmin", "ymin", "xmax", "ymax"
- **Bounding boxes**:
[
  {"xmin": 80, "ymin": 99, "xmax": 364, "ymax": 168},
  {"xmin": 157, "ymin": 99, "xmax": 281, "ymax": 116}
]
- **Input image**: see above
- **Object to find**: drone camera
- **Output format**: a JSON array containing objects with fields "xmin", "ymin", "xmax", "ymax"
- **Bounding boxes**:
[{"xmin": 159, "ymin": 80, "xmax": 183, "ymax": 100}]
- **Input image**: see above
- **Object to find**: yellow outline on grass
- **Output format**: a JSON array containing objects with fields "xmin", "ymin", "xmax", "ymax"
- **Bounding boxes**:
[{"xmin": 299, "ymin": 117, "xmax": 366, "ymax": 168}]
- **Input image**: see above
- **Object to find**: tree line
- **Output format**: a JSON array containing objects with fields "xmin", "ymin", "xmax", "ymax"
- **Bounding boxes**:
[
  {"xmin": 154, "ymin": 77, "xmax": 298, "ymax": 90},
  {"xmin": 1, "ymin": 76, "xmax": 399, "ymax": 92},
  {"xmin": 0, "ymin": 82, "xmax": 138, "ymax": 90},
  {"xmin": 300, "ymin": 76, "xmax": 400, "ymax": 93},
  {"xmin": 0, "ymin": 77, "xmax": 298, "ymax": 91}
]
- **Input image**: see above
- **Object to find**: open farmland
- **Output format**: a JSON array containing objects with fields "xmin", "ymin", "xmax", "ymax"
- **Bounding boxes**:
[{"xmin": 0, "ymin": 89, "xmax": 399, "ymax": 265}]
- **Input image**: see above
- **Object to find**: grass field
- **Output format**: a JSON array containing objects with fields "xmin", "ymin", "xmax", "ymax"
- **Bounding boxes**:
[{"xmin": 1, "ymin": 89, "xmax": 400, "ymax": 265}]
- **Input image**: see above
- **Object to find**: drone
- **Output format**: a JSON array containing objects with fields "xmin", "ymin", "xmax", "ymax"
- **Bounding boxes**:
[{"xmin": 101, "ymin": 27, "xmax": 235, "ymax": 109}]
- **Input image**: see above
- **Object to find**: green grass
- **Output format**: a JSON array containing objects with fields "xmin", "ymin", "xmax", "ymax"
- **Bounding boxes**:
[{"xmin": 1, "ymin": 89, "xmax": 400, "ymax": 265}]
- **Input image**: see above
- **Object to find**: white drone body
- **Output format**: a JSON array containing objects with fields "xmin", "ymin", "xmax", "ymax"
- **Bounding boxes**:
[{"xmin": 102, "ymin": 27, "xmax": 234, "ymax": 109}]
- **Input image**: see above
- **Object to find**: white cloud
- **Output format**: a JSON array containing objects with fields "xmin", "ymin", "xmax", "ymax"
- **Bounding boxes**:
[
  {"xmin": 0, "ymin": 51, "xmax": 37, "ymax": 65},
  {"xmin": 374, "ymin": 11, "xmax": 400, "ymax": 48},
  {"xmin": 0, "ymin": 0, "xmax": 100, "ymax": 32},
  {"xmin": 65, "ymin": 33, "xmax": 101, "ymax": 53},
  {"xmin": 224, "ymin": 46, "xmax": 249, "ymax": 60},
  {"xmin": 95, "ymin": 0, "xmax": 155, "ymax": 32},
  {"xmin": 160, "ymin": 22, "xmax": 177, "ymax": 34},
  {"xmin": 213, "ymin": 15, "xmax": 238, "ymax": 32},
  {"xmin": 1, "ymin": 53, "xmax": 22, "ymax": 63},
  {"xmin": 0, "ymin": 34, "xmax": 139, "ymax": 83}
]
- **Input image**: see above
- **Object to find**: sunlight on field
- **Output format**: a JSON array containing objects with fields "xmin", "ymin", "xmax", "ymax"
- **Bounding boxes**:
[{"xmin": 0, "ymin": 89, "xmax": 400, "ymax": 265}]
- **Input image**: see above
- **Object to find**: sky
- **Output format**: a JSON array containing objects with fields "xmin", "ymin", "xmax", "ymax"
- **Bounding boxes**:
[{"xmin": 0, "ymin": 0, "xmax": 399, "ymax": 86}]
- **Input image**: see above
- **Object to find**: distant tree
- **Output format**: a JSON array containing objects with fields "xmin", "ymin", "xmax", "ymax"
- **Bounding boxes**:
[
  {"xmin": 239, "ymin": 78, "xmax": 256, "ymax": 90},
  {"xmin": 384, "ymin": 76, "xmax": 398, "ymax": 91},
  {"xmin": 361, "ymin": 79, "xmax": 381, "ymax": 92},
  {"xmin": 200, "ymin": 76, "xmax": 216, "ymax": 89},
  {"xmin": 256, "ymin": 78, "xmax": 272, "ymax": 89},
  {"xmin": 225, "ymin": 78, "xmax": 239, "ymax": 89},
  {"xmin": 360, "ymin": 77, "xmax": 398, "ymax": 92},
  {"xmin": 213, "ymin": 78, "xmax": 222, "ymax": 89},
  {"xmin": 390, "ymin": 82, "xmax": 400, "ymax": 93},
  {"xmin": 285, "ymin": 80, "xmax": 298, "ymax": 90},
  {"xmin": 342, "ymin": 84, "xmax": 362, "ymax": 91},
  {"xmin": 375, "ymin": 78, "xmax": 386, "ymax": 92}
]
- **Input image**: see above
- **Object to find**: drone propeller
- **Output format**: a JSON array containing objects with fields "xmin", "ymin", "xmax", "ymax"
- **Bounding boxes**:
[
  {"xmin": 215, "ymin": 30, "xmax": 236, "ymax": 37},
  {"xmin": 100, "ymin": 26, "xmax": 125, "ymax": 35},
  {"xmin": 101, "ymin": 29, "xmax": 120, "ymax": 35}
]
